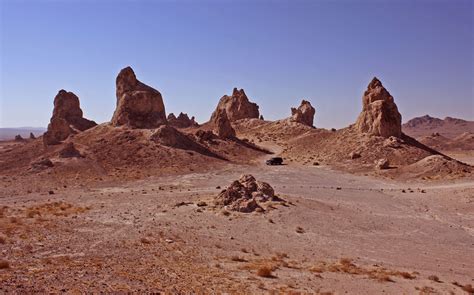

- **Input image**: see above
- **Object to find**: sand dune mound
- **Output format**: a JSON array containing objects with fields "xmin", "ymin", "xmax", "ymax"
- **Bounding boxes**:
[
  {"xmin": 392, "ymin": 155, "xmax": 472, "ymax": 180},
  {"xmin": 214, "ymin": 174, "xmax": 284, "ymax": 213}
]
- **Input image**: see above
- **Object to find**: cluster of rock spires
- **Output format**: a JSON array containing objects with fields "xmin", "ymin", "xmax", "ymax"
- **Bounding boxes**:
[
  {"xmin": 43, "ymin": 90, "xmax": 97, "ymax": 145},
  {"xmin": 290, "ymin": 100, "xmax": 316, "ymax": 127},
  {"xmin": 40, "ymin": 67, "xmax": 404, "ymax": 151},
  {"xmin": 167, "ymin": 112, "xmax": 198, "ymax": 128},
  {"xmin": 355, "ymin": 77, "xmax": 402, "ymax": 138}
]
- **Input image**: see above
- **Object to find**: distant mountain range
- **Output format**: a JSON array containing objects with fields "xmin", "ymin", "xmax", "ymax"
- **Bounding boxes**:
[
  {"xmin": 0, "ymin": 127, "xmax": 46, "ymax": 141},
  {"xmin": 403, "ymin": 115, "xmax": 474, "ymax": 139}
]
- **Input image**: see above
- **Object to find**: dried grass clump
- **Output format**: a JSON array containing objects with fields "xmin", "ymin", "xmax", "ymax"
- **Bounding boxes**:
[
  {"xmin": 0, "ymin": 260, "xmax": 10, "ymax": 269},
  {"xmin": 310, "ymin": 258, "xmax": 416, "ymax": 282},
  {"xmin": 231, "ymin": 256, "xmax": 247, "ymax": 262},
  {"xmin": 256, "ymin": 266, "xmax": 274, "ymax": 278},
  {"xmin": 428, "ymin": 275, "xmax": 440, "ymax": 282}
]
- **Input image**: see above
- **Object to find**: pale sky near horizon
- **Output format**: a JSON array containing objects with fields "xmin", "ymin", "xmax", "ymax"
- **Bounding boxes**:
[{"xmin": 0, "ymin": 0, "xmax": 473, "ymax": 128}]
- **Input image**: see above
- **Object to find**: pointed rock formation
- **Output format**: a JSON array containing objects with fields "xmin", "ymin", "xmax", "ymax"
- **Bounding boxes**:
[
  {"xmin": 43, "ymin": 90, "xmax": 97, "ymax": 145},
  {"xmin": 29, "ymin": 132, "xmax": 36, "ymax": 139},
  {"xmin": 167, "ymin": 112, "xmax": 198, "ymax": 128},
  {"xmin": 111, "ymin": 66, "xmax": 167, "ymax": 128},
  {"xmin": 212, "ymin": 108, "xmax": 235, "ymax": 139},
  {"xmin": 210, "ymin": 88, "xmax": 259, "ymax": 122},
  {"xmin": 355, "ymin": 77, "xmax": 402, "ymax": 138},
  {"xmin": 290, "ymin": 100, "xmax": 316, "ymax": 127}
]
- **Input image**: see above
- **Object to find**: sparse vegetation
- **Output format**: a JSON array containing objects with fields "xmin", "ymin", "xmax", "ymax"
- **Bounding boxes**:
[
  {"xmin": 0, "ymin": 260, "xmax": 10, "ymax": 269},
  {"xmin": 256, "ymin": 266, "xmax": 274, "ymax": 278}
]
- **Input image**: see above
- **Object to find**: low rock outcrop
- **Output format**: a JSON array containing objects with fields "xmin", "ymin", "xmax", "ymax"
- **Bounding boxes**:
[
  {"xmin": 29, "ymin": 132, "xmax": 36, "ymax": 139},
  {"xmin": 210, "ymin": 88, "xmax": 259, "ymax": 122},
  {"xmin": 14, "ymin": 135, "xmax": 24, "ymax": 141},
  {"xmin": 212, "ymin": 109, "xmax": 235, "ymax": 139},
  {"xmin": 355, "ymin": 77, "xmax": 402, "ymax": 138},
  {"xmin": 58, "ymin": 142, "xmax": 82, "ymax": 158},
  {"xmin": 111, "ymin": 67, "xmax": 167, "ymax": 128},
  {"xmin": 43, "ymin": 90, "xmax": 97, "ymax": 145},
  {"xmin": 214, "ymin": 174, "xmax": 280, "ymax": 213},
  {"xmin": 290, "ymin": 100, "xmax": 316, "ymax": 127},
  {"xmin": 167, "ymin": 112, "xmax": 198, "ymax": 128},
  {"xmin": 376, "ymin": 158, "xmax": 390, "ymax": 170}
]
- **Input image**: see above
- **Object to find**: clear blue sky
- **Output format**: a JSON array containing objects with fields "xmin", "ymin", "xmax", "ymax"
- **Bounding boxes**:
[{"xmin": 1, "ymin": 0, "xmax": 473, "ymax": 128}]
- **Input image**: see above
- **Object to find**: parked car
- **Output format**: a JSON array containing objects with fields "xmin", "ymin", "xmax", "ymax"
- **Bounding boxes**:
[{"xmin": 266, "ymin": 157, "xmax": 283, "ymax": 165}]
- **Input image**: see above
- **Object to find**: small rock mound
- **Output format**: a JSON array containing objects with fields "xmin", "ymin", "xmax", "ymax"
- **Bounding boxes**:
[
  {"xmin": 210, "ymin": 88, "xmax": 259, "ymax": 122},
  {"xmin": 29, "ymin": 132, "xmax": 36, "ymax": 139},
  {"xmin": 30, "ymin": 158, "xmax": 54, "ymax": 171},
  {"xmin": 111, "ymin": 66, "xmax": 167, "ymax": 128},
  {"xmin": 150, "ymin": 125, "xmax": 196, "ymax": 149},
  {"xmin": 167, "ymin": 112, "xmax": 198, "ymax": 128},
  {"xmin": 212, "ymin": 109, "xmax": 235, "ymax": 139},
  {"xmin": 214, "ymin": 174, "xmax": 281, "ymax": 213},
  {"xmin": 58, "ymin": 142, "xmax": 82, "ymax": 158},
  {"xmin": 376, "ymin": 158, "xmax": 390, "ymax": 170},
  {"xmin": 43, "ymin": 90, "xmax": 97, "ymax": 145},
  {"xmin": 355, "ymin": 77, "xmax": 402, "ymax": 138},
  {"xmin": 14, "ymin": 135, "xmax": 24, "ymax": 141},
  {"xmin": 290, "ymin": 100, "xmax": 316, "ymax": 127}
]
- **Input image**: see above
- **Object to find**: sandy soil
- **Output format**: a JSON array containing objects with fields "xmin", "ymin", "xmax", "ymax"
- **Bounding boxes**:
[{"xmin": 1, "ymin": 149, "xmax": 473, "ymax": 294}]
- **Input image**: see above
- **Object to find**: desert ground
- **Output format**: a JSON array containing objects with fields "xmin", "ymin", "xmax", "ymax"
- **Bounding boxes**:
[
  {"xmin": 1, "ymin": 69, "xmax": 473, "ymax": 294},
  {"xmin": 1, "ymin": 143, "xmax": 473, "ymax": 294}
]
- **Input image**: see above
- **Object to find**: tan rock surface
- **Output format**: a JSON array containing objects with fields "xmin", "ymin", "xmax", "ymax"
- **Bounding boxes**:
[
  {"xmin": 290, "ymin": 100, "xmax": 315, "ymax": 127},
  {"xmin": 210, "ymin": 88, "xmax": 259, "ymax": 122},
  {"xmin": 111, "ymin": 67, "xmax": 167, "ymax": 128},
  {"xmin": 43, "ymin": 90, "xmax": 97, "ymax": 145},
  {"xmin": 355, "ymin": 77, "xmax": 402, "ymax": 138}
]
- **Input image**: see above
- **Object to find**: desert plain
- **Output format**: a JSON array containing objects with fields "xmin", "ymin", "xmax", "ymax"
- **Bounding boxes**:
[{"xmin": 0, "ymin": 67, "xmax": 473, "ymax": 294}]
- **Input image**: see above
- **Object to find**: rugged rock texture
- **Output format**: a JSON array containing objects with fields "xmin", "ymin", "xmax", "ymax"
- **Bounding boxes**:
[
  {"xmin": 111, "ymin": 67, "xmax": 167, "ymax": 128},
  {"xmin": 212, "ymin": 109, "xmax": 235, "ymax": 139},
  {"xmin": 29, "ymin": 133, "xmax": 36, "ymax": 139},
  {"xmin": 376, "ymin": 158, "xmax": 390, "ymax": 170},
  {"xmin": 43, "ymin": 90, "xmax": 97, "ymax": 145},
  {"xmin": 58, "ymin": 142, "xmax": 82, "ymax": 158},
  {"xmin": 150, "ymin": 125, "xmax": 195, "ymax": 149},
  {"xmin": 214, "ymin": 174, "xmax": 277, "ymax": 213},
  {"xmin": 210, "ymin": 88, "xmax": 259, "ymax": 122},
  {"xmin": 290, "ymin": 100, "xmax": 316, "ymax": 127},
  {"xmin": 167, "ymin": 112, "xmax": 198, "ymax": 128},
  {"xmin": 355, "ymin": 78, "xmax": 402, "ymax": 138},
  {"xmin": 14, "ymin": 135, "xmax": 24, "ymax": 141}
]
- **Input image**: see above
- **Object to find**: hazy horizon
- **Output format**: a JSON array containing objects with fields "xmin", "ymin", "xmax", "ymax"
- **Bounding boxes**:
[{"xmin": 1, "ymin": 0, "xmax": 473, "ymax": 128}]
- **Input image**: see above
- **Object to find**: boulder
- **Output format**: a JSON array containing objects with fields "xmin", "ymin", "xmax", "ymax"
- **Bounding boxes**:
[
  {"xmin": 214, "ymin": 174, "xmax": 277, "ymax": 213},
  {"xmin": 43, "ymin": 90, "xmax": 97, "ymax": 145},
  {"xmin": 111, "ymin": 66, "xmax": 167, "ymax": 128},
  {"xmin": 290, "ymin": 100, "xmax": 316, "ymax": 127},
  {"xmin": 376, "ymin": 158, "xmax": 390, "ymax": 170},
  {"xmin": 195, "ymin": 130, "xmax": 215, "ymax": 142},
  {"xmin": 355, "ymin": 77, "xmax": 402, "ymax": 138},
  {"xmin": 349, "ymin": 151, "xmax": 361, "ymax": 159},
  {"xmin": 58, "ymin": 142, "xmax": 82, "ymax": 158},
  {"xmin": 167, "ymin": 112, "xmax": 198, "ymax": 128},
  {"xmin": 210, "ymin": 88, "xmax": 259, "ymax": 122},
  {"xmin": 212, "ymin": 108, "xmax": 235, "ymax": 139}
]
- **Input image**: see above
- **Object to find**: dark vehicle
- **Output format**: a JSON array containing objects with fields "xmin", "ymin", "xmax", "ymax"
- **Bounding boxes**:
[{"xmin": 266, "ymin": 157, "xmax": 283, "ymax": 165}]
